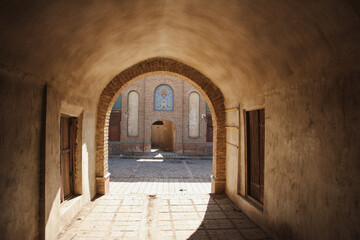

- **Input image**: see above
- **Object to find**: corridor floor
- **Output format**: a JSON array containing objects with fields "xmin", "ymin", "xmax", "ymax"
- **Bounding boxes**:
[{"xmin": 57, "ymin": 157, "xmax": 270, "ymax": 240}]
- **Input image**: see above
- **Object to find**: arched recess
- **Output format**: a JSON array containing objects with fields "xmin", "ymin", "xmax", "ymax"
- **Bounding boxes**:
[
  {"xmin": 188, "ymin": 92, "xmax": 200, "ymax": 138},
  {"xmin": 96, "ymin": 57, "xmax": 226, "ymax": 194},
  {"xmin": 127, "ymin": 91, "xmax": 139, "ymax": 137}
]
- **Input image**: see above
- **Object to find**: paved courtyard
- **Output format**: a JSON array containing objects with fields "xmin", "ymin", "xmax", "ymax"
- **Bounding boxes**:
[
  {"xmin": 58, "ymin": 157, "xmax": 270, "ymax": 240},
  {"xmin": 109, "ymin": 158, "xmax": 212, "ymax": 195}
]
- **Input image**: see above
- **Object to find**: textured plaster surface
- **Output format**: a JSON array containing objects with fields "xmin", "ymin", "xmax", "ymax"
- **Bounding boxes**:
[
  {"xmin": 43, "ymin": 85, "xmax": 98, "ymax": 240},
  {"xmin": 0, "ymin": 76, "xmax": 42, "ymax": 240},
  {"xmin": 0, "ymin": 0, "xmax": 359, "ymax": 239},
  {"xmin": 226, "ymin": 75, "xmax": 360, "ymax": 240},
  {"xmin": 0, "ymin": 0, "xmax": 357, "ymax": 101}
]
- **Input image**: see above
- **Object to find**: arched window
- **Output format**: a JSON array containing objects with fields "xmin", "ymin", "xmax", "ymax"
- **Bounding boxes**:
[
  {"xmin": 127, "ymin": 91, "xmax": 139, "ymax": 137},
  {"xmin": 154, "ymin": 84, "xmax": 174, "ymax": 111},
  {"xmin": 189, "ymin": 92, "xmax": 200, "ymax": 138}
]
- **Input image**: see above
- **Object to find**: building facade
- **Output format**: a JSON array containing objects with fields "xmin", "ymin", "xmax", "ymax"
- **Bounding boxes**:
[{"xmin": 108, "ymin": 74, "xmax": 213, "ymax": 154}]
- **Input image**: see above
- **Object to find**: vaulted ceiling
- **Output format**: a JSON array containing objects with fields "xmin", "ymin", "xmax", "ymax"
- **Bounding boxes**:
[{"xmin": 1, "ymin": 0, "xmax": 359, "ymax": 104}]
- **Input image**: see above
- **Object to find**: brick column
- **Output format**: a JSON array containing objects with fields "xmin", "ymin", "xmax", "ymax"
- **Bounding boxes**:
[
  {"xmin": 96, "ymin": 102, "xmax": 111, "ymax": 194},
  {"xmin": 211, "ymin": 113, "xmax": 226, "ymax": 193}
]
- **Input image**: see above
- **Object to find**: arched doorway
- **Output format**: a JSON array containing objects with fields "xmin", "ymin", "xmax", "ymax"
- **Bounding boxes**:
[
  {"xmin": 96, "ymin": 57, "xmax": 226, "ymax": 194},
  {"xmin": 151, "ymin": 120, "xmax": 175, "ymax": 152}
]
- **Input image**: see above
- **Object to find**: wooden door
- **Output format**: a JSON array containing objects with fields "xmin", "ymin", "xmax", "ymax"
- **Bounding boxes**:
[
  {"xmin": 163, "ymin": 121, "xmax": 173, "ymax": 151},
  {"xmin": 206, "ymin": 112, "xmax": 213, "ymax": 142},
  {"xmin": 246, "ymin": 109, "xmax": 265, "ymax": 203},
  {"xmin": 159, "ymin": 126, "xmax": 165, "ymax": 148},
  {"xmin": 60, "ymin": 116, "xmax": 77, "ymax": 202},
  {"xmin": 151, "ymin": 125, "xmax": 158, "ymax": 147},
  {"xmin": 109, "ymin": 111, "xmax": 121, "ymax": 141},
  {"xmin": 151, "ymin": 125, "xmax": 164, "ymax": 148},
  {"xmin": 172, "ymin": 124, "xmax": 176, "ymax": 152}
]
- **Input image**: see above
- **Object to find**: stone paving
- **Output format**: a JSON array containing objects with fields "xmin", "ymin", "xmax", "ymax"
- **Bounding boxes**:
[
  {"xmin": 109, "ymin": 158, "xmax": 212, "ymax": 195},
  {"xmin": 108, "ymin": 158, "xmax": 212, "ymax": 179},
  {"xmin": 58, "ymin": 157, "xmax": 270, "ymax": 240},
  {"xmin": 110, "ymin": 178, "xmax": 211, "ymax": 196}
]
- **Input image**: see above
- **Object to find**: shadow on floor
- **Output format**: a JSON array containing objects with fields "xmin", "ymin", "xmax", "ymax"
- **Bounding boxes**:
[{"xmin": 156, "ymin": 193, "xmax": 271, "ymax": 240}]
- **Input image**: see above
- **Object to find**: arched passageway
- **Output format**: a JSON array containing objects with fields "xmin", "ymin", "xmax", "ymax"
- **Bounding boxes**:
[{"xmin": 96, "ymin": 57, "xmax": 226, "ymax": 195}]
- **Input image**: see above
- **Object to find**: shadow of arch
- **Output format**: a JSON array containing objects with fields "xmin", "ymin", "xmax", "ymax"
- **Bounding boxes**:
[
  {"xmin": 95, "ymin": 57, "xmax": 226, "ymax": 194},
  {"xmin": 186, "ymin": 194, "xmax": 269, "ymax": 239}
]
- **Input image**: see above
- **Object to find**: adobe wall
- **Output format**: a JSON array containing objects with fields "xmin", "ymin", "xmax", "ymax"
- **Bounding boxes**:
[
  {"xmin": 0, "ymin": 1, "xmax": 359, "ymax": 240},
  {"xmin": 225, "ymin": 72, "xmax": 360, "ymax": 240},
  {"xmin": 0, "ymin": 70, "xmax": 98, "ymax": 240},
  {"xmin": 0, "ymin": 75, "xmax": 43, "ymax": 240}
]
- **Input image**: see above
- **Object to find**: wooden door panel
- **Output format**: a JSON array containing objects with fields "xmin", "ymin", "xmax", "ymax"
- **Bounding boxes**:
[
  {"xmin": 62, "ymin": 153, "xmax": 71, "ymax": 197},
  {"xmin": 69, "ymin": 118, "xmax": 76, "ymax": 194},
  {"xmin": 249, "ymin": 111, "xmax": 259, "ymax": 200},
  {"xmin": 61, "ymin": 118, "xmax": 70, "ymax": 150},
  {"xmin": 156, "ymin": 126, "xmax": 160, "ymax": 147},
  {"xmin": 151, "ymin": 125, "xmax": 155, "ymax": 146},
  {"xmin": 247, "ymin": 109, "xmax": 264, "ymax": 203},
  {"xmin": 206, "ymin": 113, "xmax": 213, "ymax": 142},
  {"xmin": 152, "ymin": 122, "xmax": 174, "ymax": 152},
  {"xmin": 60, "ymin": 116, "xmax": 76, "ymax": 201},
  {"xmin": 159, "ymin": 126, "xmax": 165, "ymax": 148},
  {"xmin": 152, "ymin": 125, "xmax": 162, "ymax": 148},
  {"xmin": 259, "ymin": 109, "xmax": 265, "ymax": 203},
  {"xmin": 109, "ymin": 112, "xmax": 121, "ymax": 141}
]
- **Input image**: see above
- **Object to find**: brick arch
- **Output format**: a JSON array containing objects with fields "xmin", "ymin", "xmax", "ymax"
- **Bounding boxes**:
[{"xmin": 96, "ymin": 57, "xmax": 226, "ymax": 194}]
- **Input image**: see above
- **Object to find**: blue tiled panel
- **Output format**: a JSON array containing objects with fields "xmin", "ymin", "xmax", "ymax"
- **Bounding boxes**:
[{"xmin": 154, "ymin": 85, "xmax": 174, "ymax": 111}]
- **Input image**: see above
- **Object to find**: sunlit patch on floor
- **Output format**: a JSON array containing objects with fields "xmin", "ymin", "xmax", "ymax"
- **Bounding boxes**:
[{"xmin": 136, "ymin": 159, "xmax": 164, "ymax": 162}]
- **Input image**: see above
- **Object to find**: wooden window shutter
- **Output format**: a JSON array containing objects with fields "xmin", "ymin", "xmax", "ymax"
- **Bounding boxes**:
[{"xmin": 246, "ymin": 109, "xmax": 265, "ymax": 204}]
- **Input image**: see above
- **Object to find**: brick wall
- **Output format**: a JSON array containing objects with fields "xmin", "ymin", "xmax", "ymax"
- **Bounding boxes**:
[{"xmin": 112, "ymin": 75, "xmax": 208, "ymax": 154}]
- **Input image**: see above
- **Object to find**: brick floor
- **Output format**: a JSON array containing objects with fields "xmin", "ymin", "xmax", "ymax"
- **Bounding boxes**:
[{"xmin": 58, "ymin": 157, "xmax": 270, "ymax": 240}]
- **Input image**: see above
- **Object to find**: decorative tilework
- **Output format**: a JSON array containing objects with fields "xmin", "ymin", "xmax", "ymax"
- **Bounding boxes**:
[{"xmin": 154, "ymin": 84, "xmax": 174, "ymax": 111}]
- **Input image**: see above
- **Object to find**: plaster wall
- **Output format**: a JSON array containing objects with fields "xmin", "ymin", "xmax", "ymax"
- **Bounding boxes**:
[
  {"xmin": 0, "ymin": 71, "xmax": 99, "ymax": 239},
  {"xmin": 0, "ymin": 73, "xmax": 43, "ymax": 240},
  {"xmin": 226, "ymin": 74, "xmax": 360, "ymax": 239},
  {"xmin": 43, "ymin": 86, "xmax": 97, "ymax": 240},
  {"xmin": 0, "ymin": 0, "xmax": 359, "ymax": 239}
]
